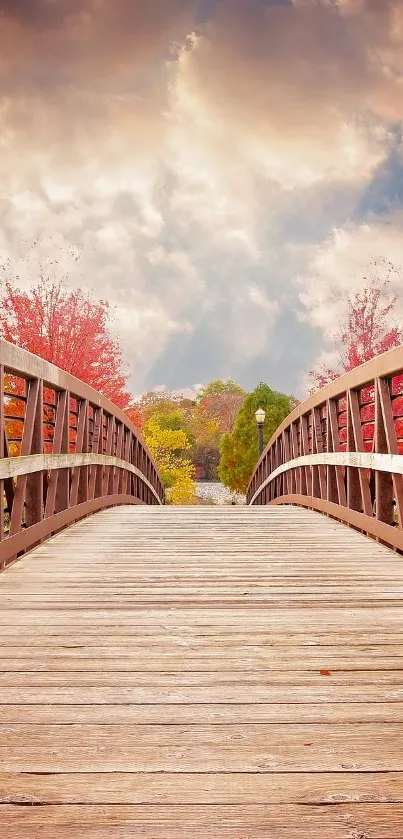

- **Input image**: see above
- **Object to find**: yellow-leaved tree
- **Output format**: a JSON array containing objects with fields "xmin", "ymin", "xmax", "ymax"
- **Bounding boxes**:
[{"xmin": 143, "ymin": 415, "xmax": 196, "ymax": 505}]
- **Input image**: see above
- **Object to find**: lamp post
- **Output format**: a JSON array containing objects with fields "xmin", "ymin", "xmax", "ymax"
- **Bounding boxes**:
[{"xmin": 255, "ymin": 408, "xmax": 266, "ymax": 457}]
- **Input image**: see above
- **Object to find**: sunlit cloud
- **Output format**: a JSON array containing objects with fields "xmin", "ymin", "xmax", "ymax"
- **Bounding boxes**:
[{"xmin": 0, "ymin": 0, "xmax": 403, "ymax": 395}]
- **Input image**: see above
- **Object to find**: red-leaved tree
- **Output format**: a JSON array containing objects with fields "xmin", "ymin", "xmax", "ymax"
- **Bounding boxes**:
[
  {"xmin": 196, "ymin": 380, "xmax": 245, "ymax": 435},
  {"xmin": 124, "ymin": 403, "xmax": 145, "ymax": 432},
  {"xmin": 0, "ymin": 278, "xmax": 130, "ymax": 408},
  {"xmin": 310, "ymin": 264, "xmax": 403, "ymax": 391}
]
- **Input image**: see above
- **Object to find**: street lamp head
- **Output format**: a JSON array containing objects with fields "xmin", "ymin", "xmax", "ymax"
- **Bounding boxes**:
[{"xmin": 255, "ymin": 408, "xmax": 266, "ymax": 426}]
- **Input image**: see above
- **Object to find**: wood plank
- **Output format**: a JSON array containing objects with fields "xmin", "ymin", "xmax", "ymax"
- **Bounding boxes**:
[
  {"xmin": 2, "ymin": 505, "xmax": 403, "ymax": 836},
  {"xmin": 2, "ymin": 683, "xmax": 403, "ymax": 703},
  {"xmin": 2, "ymin": 803, "xmax": 403, "ymax": 839},
  {"xmin": 2, "ymin": 608, "xmax": 403, "ymax": 626},
  {"xmin": 3, "ymin": 641, "xmax": 403, "ymax": 654},
  {"xmin": 2, "ymin": 629, "xmax": 403, "ymax": 643},
  {"xmin": 2, "ymin": 667, "xmax": 403, "ymax": 684},
  {"xmin": 2, "ymin": 770, "xmax": 403, "ymax": 804},
  {"xmin": 2, "ymin": 655, "xmax": 403, "ymax": 672},
  {"xmin": 1, "ymin": 723, "xmax": 403, "ymax": 772},
  {"xmin": 1, "ymin": 702, "xmax": 403, "ymax": 724}
]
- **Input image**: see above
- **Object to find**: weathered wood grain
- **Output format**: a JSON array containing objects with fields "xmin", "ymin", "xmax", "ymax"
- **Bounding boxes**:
[
  {"xmin": 3, "ymin": 804, "xmax": 403, "ymax": 839},
  {"xmin": 2, "ymin": 683, "xmax": 403, "ymax": 703},
  {"xmin": 2, "ymin": 702, "xmax": 403, "ymax": 724},
  {"xmin": 1, "ymin": 722, "xmax": 403, "ymax": 772},
  {"xmin": 1, "ymin": 504, "xmax": 403, "ymax": 836},
  {"xmin": 2, "ymin": 770, "xmax": 403, "ymax": 804}
]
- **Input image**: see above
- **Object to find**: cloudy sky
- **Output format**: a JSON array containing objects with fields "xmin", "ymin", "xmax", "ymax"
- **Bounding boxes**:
[{"xmin": 1, "ymin": 0, "xmax": 403, "ymax": 398}]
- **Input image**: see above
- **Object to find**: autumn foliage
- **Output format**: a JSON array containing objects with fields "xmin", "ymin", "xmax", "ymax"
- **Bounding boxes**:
[
  {"xmin": 310, "ymin": 267, "xmax": 403, "ymax": 391},
  {"xmin": 196, "ymin": 380, "xmax": 245, "ymax": 435},
  {"xmin": 191, "ymin": 381, "xmax": 245, "ymax": 480},
  {"xmin": 0, "ymin": 278, "xmax": 130, "ymax": 408},
  {"xmin": 120, "ymin": 378, "xmax": 295, "ymax": 500},
  {"xmin": 124, "ymin": 403, "xmax": 145, "ymax": 432},
  {"xmin": 0, "ymin": 266, "xmax": 294, "ymax": 502},
  {"xmin": 124, "ymin": 382, "xmax": 249, "ymax": 501},
  {"xmin": 135, "ymin": 395, "xmax": 197, "ymax": 504},
  {"xmin": 144, "ymin": 416, "xmax": 196, "ymax": 505}
]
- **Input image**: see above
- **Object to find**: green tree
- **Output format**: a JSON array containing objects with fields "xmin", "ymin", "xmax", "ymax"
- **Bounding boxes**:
[{"xmin": 218, "ymin": 383, "xmax": 293, "ymax": 494}]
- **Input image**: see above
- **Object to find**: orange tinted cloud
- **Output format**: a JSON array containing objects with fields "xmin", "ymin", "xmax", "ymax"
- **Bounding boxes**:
[
  {"xmin": 0, "ymin": 0, "xmax": 192, "ymax": 92},
  {"xmin": 1, "ymin": 0, "xmax": 403, "ymax": 394},
  {"xmin": 184, "ymin": 0, "xmax": 403, "ymax": 133}
]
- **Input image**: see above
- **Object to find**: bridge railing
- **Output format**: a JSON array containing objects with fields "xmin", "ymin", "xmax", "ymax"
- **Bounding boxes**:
[
  {"xmin": 0, "ymin": 340, "xmax": 164, "ymax": 570},
  {"xmin": 247, "ymin": 345, "xmax": 403, "ymax": 552}
]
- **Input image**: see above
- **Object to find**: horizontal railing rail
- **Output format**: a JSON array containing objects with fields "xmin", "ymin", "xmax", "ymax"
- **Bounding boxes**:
[
  {"xmin": 247, "ymin": 344, "xmax": 403, "ymax": 552},
  {"xmin": 0, "ymin": 340, "xmax": 164, "ymax": 570}
]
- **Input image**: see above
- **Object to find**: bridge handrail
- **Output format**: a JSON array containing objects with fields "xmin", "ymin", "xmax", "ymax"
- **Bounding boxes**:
[
  {"xmin": 247, "ymin": 344, "xmax": 403, "ymax": 552},
  {"xmin": 0, "ymin": 340, "xmax": 164, "ymax": 569}
]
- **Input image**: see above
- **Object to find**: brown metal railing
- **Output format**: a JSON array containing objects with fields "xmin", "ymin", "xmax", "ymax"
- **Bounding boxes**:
[
  {"xmin": 0, "ymin": 340, "xmax": 164, "ymax": 570},
  {"xmin": 247, "ymin": 345, "xmax": 403, "ymax": 552}
]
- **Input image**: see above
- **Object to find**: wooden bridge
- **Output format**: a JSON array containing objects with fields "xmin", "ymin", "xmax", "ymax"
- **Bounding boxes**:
[{"xmin": 1, "ymin": 341, "xmax": 403, "ymax": 837}]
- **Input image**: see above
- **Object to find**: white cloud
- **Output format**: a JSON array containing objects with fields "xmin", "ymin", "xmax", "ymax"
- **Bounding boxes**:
[
  {"xmin": 297, "ymin": 216, "xmax": 403, "ymax": 393},
  {"xmin": 1, "ymin": 0, "xmax": 403, "ymax": 398},
  {"xmin": 225, "ymin": 285, "xmax": 281, "ymax": 364},
  {"xmin": 298, "ymin": 217, "xmax": 403, "ymax": 335}
]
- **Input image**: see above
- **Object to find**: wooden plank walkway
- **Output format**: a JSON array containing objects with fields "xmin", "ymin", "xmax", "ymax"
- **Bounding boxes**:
[{"xmin": 1, "ymin": 505, "xmax": 403, "ymax": 837}]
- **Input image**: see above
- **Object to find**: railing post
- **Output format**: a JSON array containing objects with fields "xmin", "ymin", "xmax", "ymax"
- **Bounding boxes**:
[
  {"xmin": 327, "ymin": 399, "xmax": 346, "ymax": 507},
  {"xmin": 290, "ymin": 422, "xmax": 298, "ymax": 496},
  {"xmin": 121, "ymin": 428, "xmax": 131, "ymax": 496},
  {"xmin": 346, "ymin": 389, "xmax": 361, "ymax": 513},
  {"xmin": 375, "ymin": 379, "xmax": 394, "ymax": 526},
  {"xmin": 300, "ymin": 414, "xmax": 310, "ymax": 497},
  {"xmin": 10, "ymin": 378, "xmax": 43, "ymax": 535},
  {"xmin": 26, "ymin": 379, "xmax": 44, "ymax": 530},
  {"xmin": 45, "ymin": 389, "xmax": 69, "ymax": 518},
  {"xmin": 79, "ymin": 401, "xmax": 90, "ymax": 505},
  {"xmin": 283, "ymin": 429, "xmax": 291, "ymax": 496},
  {"xmin": 113, "ymin": 421, "xmax": 124, "ymax": 495},
  {"xmin": 377, "ymin": 377, "xmax": 403, "ymax": 528},
  {"xmin": 313, "ymin": 407, "xmax": 326, "ymax": 499},
  {"xmin": 347, "ymin": 389, "xmax": 372, "ymax": 516},
  {"xmin": 0, "ymin": 365, "xmax": 4, "ymax": 566},
  {"xmin": 103, "ymin": 415, "xmax": 114, "ymax": 497},
  {"xmin": 89, "ymin": 407, "xmax": 103, "ymax": 500},
  {"xmin": 326, "ymin": 400, "xmax": 338, "ymax": 505}
]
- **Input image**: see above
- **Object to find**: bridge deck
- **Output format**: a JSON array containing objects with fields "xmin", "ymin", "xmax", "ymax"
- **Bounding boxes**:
[{"xmin": 1, "ymin": 505, "xmax": 403, "ymax": 837}]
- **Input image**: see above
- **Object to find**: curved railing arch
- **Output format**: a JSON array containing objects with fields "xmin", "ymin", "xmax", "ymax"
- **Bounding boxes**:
[
  {"xmin": 0, "ymin": 340, "xmax": 164, "ymax": 570},
  {"xmin": 247, "ymin": 345, "xmax": 403, "ymax": 553}
]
